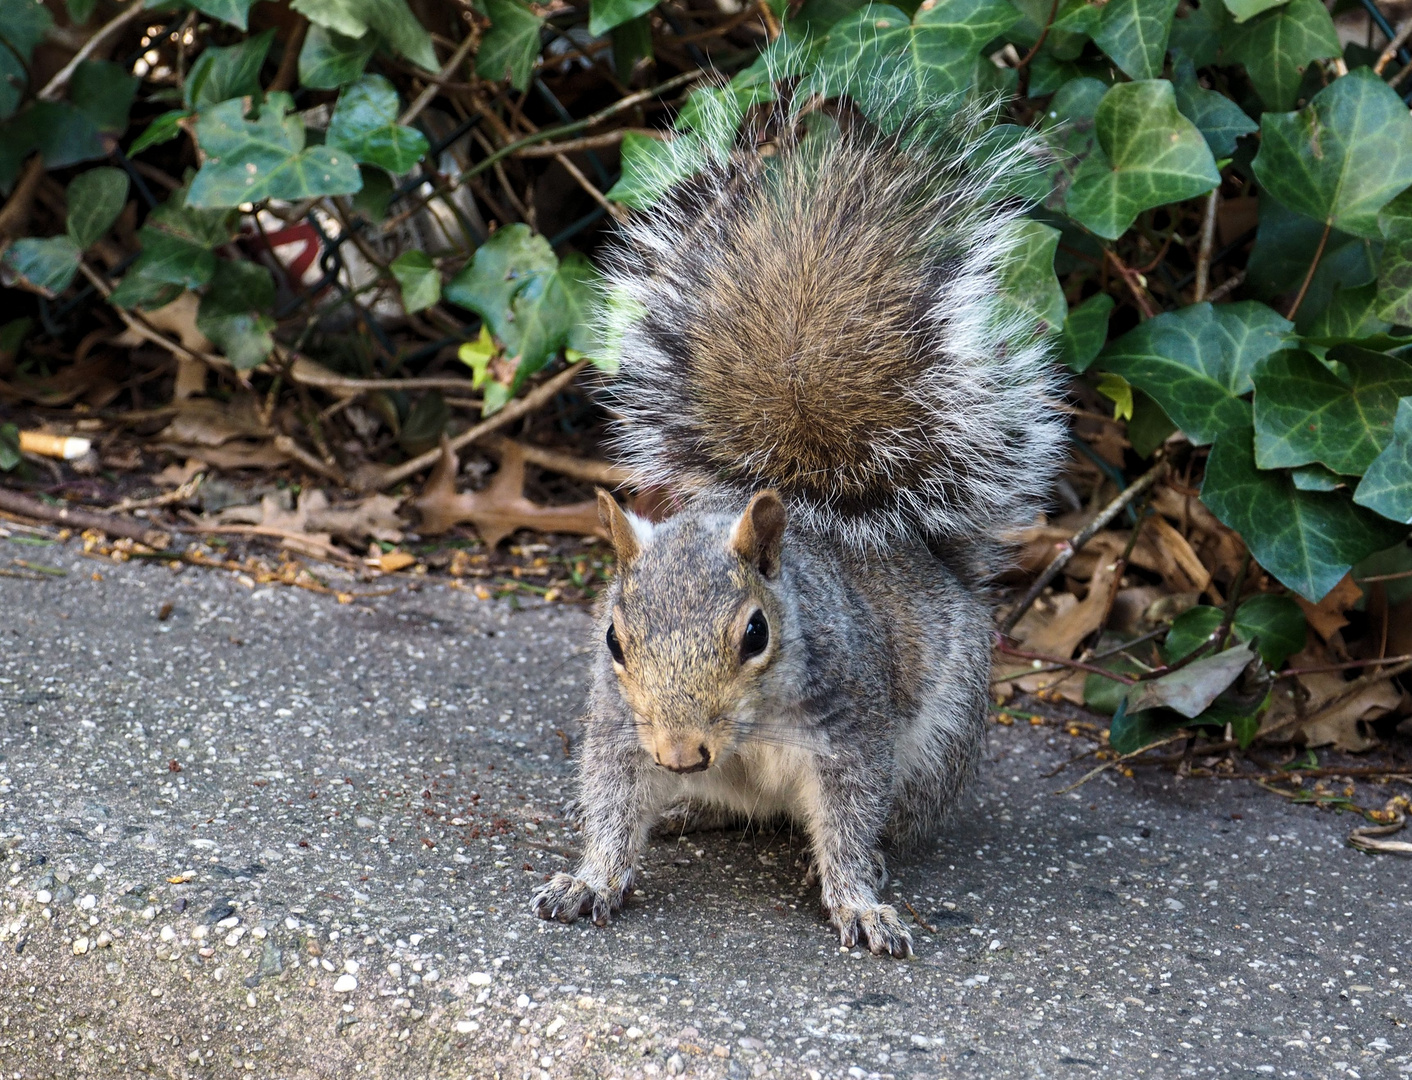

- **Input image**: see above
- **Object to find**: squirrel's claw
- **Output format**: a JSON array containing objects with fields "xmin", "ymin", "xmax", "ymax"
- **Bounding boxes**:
[
  {"xmin": 531, "ymin": 872, "xmax": 619, "ymax": 926},
  {"xmin": 830, "ymin": 903, "xmax": 914, "ymax": 959}
]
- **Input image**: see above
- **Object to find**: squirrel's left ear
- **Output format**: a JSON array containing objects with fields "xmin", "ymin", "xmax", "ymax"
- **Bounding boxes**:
[
  {"xmin": 597, "ymin": 489, "xmax": 644, "ymax": 565},
  {"xmin": 729, "ymin": 490, "xmax": 787, "ymax": 579}
]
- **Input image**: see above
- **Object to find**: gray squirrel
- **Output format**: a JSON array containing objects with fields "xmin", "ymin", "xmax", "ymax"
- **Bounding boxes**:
[{"xmin": 531, "ymin": 91, "xmax": 1065, "ymax": 957}]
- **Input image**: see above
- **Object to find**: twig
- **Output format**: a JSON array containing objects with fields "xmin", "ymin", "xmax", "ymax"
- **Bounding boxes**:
[
  {"xmin": 268, "ymin": 16, "xmax": 308, "ymax": 94},
  {"xmin": 486, "ymin": 437, "xmax": 632, "ymax": 487},
  {"xmin": 1015, "ymin": 0, "xmax": 1060, "ymax": 75},
  {"xmin": 284, "ymin": 353, "xmax": 484, "ymax": 394},
  {"xmin": 1052, "ymin": 734, "xmax": 1189, "ymax": 795},
  {"xmin": 110, "ymin": 472, "xmax": 205, "ymax": 513},
  {"xmin": 1279, "ymin": 653, "xmax": 1412, "ymax": 677},
  {"xmin": 0, "ymin": 155, "xmax": 46, "ymax": 240},
  {"xmin": 1348, "ymin": 816, "xmax": 1412, "ymax": 855},
  {"xmin": 178, "ymin": 523, "xmax": 358, "ymax": 564},
  {"xmin": 368, "ymin": 360, "xmax": 590, "ymax": 490},
  {"xmin": 1287, "ymin": 221, "xmax": 1331, "ymax": 320},
  {"xmin": 1104, "ymin": 249, "xmax": 1158, "ymax": 319},
  {"xmin": 1375, "ymin": 18, "xmax": 1412, "ymax": 74},
  {"xmin": 77, "ymin": 262, "xmax": 226, "ymax": 370},
  {"xmin": 554, "ymin": 151, "xmax": 628, "ymax": 223},
  {"xmin": 1193, "ymin": 189, "xmax": 1219, "ymax": 302},
  {"xmin": 400, "ymin": 32, "xmax": 479, "ymax": 126},
  {"xmin": 901, "ymin": 899, "xmax": 938, "ymax": 934},
  {"xmin": 0, "ymin": 488, "xmax": 169, "ymax": 547},
  {"xmin": 999, "ymin": 457, "xmax": 1169, "ymax": 635},
  {"xmin": 513, "ymin": 128, "xmax": 653, "ymax": 157},
  {"xmin": 38, "ymin": 1, "xmax": 147, "ymax": 101},
  {"xmin": 1204, "ymin": 269, "xmax": 1246, "ymax": 304},
  {"xmin": 994, "ymin": 639, "xmax": 1139, "ymax": 684}
]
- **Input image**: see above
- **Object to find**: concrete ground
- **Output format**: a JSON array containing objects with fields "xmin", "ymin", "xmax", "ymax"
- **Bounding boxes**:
[{"xmin": 0, "ymin": 531, "xmax": 1409, "ymax": 1080}]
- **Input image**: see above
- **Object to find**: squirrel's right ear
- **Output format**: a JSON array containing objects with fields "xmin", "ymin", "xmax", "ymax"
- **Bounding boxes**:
[
  {"xmin": 597, "ymin": 489, "xmax": 642, "ymax": 565},
  {"xmin": 730, "ymin": 490, "xmax": 787, "ymax": 579}
]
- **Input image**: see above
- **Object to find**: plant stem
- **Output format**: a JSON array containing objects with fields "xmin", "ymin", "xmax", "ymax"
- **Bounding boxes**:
[{"xmin": 1287, "ymin": 219, "xmax": 1332, "ymax": 320}]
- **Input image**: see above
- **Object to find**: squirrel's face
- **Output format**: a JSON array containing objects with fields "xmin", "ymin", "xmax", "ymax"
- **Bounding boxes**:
[{"xmin": 596, "ymin": 490, "xmax": 788, "ymax": 774}]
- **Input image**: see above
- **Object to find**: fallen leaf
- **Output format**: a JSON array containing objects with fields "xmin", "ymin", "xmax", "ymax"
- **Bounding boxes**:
[
  {"xmin": 161, "ymin": 395, "xmax": 268, "ymax": 447},
  {"xmin": 153, "ymin": 458, "xmax": 209, "ymax": 486},
  {"xmin": 375, "ymin": 550, "xmax": 416, "ymax": 573},
  {"xmin": 409, "ymin": 440, "xmax": 602, "ymax": 547},
  {"xmin": 302, "ymin": 490, "xmax": 404, "ymax": 544},
  {"xmin": 1296, "ymin": 573, "xmax": 1363, "ymax": 642},
  {"xmin": 113, "ymin": 292, "xmax": 214, "ymax": 355},
  {"xmin": 1125, "ymin": 642, "xmax": 1259, "ymax": 719}
]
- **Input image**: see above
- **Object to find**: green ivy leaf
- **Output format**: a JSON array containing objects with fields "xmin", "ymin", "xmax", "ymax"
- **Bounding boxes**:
[
  {"xmin": 553, "ymin": 252, "xmax": 602, "ymax": 357},
  {"xmin": 1011, "ymin": 0, "xmax": 1087, "ymax": 59},
  {"xmin": 992, "ymin": 219, "xmax": 1064, "ymax": 340},
  {"xmin": 1171, "ymin": 55, "xmax": 1256, "ymax": 159},
  {"xmin": 444, "ymin": 224, "xmax": 557, "ymax": 346},
  {"xmin": 1225, "ymin": 0, "xmax": 1341, "ymax": 111},
  {"xmin": 69, "ymin": 60, "xmax": 138, "ymax": 136},
  {"xmin": 1059, "ymin": 292, "xmax": 1114, "ymax": 372},
  {"xmin": 1128, "ymin": 391, "xmax": 1177, "ymax": 457},
  {"xmin": 1098, "ymin": 301, "xmax": 1294, "ymax": 445},
  {"xmin": 589, "ymin": 0, "xmax": 657, "ymax": 36},
  {"xmin": 1162, "ymin": 596, "xmax": 1306, "ymax": 669},
  {"xmin": 193, "ymin": 0, "xmax": 261, "ymax": 30},
  {"xmin": 196, "ymin": 259, "xmax": 276, "ymax": 370},
  {"xmin": 390, "ymin": 250, "xmax": 440, "ymax": 313},
  {"xmin": 1353, "ymin": 397, "xmax": 1412, "ymax": 524},
  {"xmin": 299, "ymin": 25, "xmax": 378, "ymax": 89},
  {"xmin": 1200, "ymin": 424, "xmax": 1405, "ymax": 600},
  {"xmin": 1221, "ymin": 0, "xmax": 1286, "ymax": 20},
  {"xmin": 1090, "ymin": 0, "xmax": 1177, "ymax": 81},
  {"xmin": 605, "ymin": 131, "xmax": 709, "ymax": 210},
  {"xmin": 1252, "ymin": 346, "xmax": 1412, "ymax": 475},
  {"xmin": 66, "ymin": 167, "xmax": 129, "ymax": 250},
  {"xmin": 1375, "ymin": 189, "xmax": 1412, "ymax": 325},
  {"xmin": 1168, "ymin": 0, "xmax": 1229, "ymax": 68},
  {"xmin": 2, "ymin": 101, "xmax": 107, "ymax": 174},
  {"xmin": 326, "ymin": 74, "xmax": 428, "ymax": 174},
  {"xmin": 130, "ymin": 109, "xmax": 191, "ymax": 155},
  {"xmin": 290, "ymin": 0, "xmax": 437, "ymax": 70},
  {"xmin": 185, "ymin": 29, "xmax": 274, "ymax": 111},
  {"xmin": 1, "ymin": 236, "xmax": 81, "ymax": 297},
  {"xmin": 0, "ymin": 422, "xmax": 19, "ymax": 472},
  {"xmin": 124, "ymin": 228, "xmax": 218, "ymax": 292},
  {"xmin": 189, "ymin": 92, "xmax": 363, "ymax": 208},
  {"xmin": 810, "ymin": 0, "xmax": 1020, "ymax": 111},
  {"xmin": 1245, "ymin": 199, "xmax": 1379, "ymax": 329},
  {"xmin": 67, "ymin": 0, "xmax": 98, "ymax": 24},
  {"xmin": 0, "ymin": 0, "xmax": 53, "ymax": 63},
  {"xmin": 1253, "ymin": 69, "xmax": 1412, "ymax": 242},
  {"xmin": 478, "ymin": 0, "xmax": 543, "ymax": 90},
  {"xmin": 1290, "ymin": 463, "xmax": 1343, "ymax": 491},
  {"xmin": 1040, "ymin": 76, "xmax": 1106, "ymax": 214},
  {"xmin": 1063, "ymin": 80, "xmax": 1220, "ymax": 241},
  {"xmin": 1302, "ymin": 283, "xmax": 1391, "ymax": 342},
  {"xmin": 0, "ymin": 43, "xmax": 25, "ymax": 121}
]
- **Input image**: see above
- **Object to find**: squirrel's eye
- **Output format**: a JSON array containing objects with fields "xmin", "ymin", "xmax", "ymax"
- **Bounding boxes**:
[
  {"xmin": 606, "ymin": 623, "xmax": 625, "ymax": 665},
  {"xmin": 741, "ymin": 610, "xmax": 769, "ymax": 660}
]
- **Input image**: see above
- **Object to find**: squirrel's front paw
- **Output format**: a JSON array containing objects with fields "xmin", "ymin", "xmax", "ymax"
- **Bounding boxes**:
[
  {"xmin": 829, "ymin": 902, "xmax": 913, "ymax": 959},
  {"xmin": 531, "ymin": 873, "xmax": 621, "ymax": 927}
]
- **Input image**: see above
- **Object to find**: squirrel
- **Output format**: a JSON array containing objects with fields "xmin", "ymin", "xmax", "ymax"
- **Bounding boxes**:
[{"xmin": 531, "ymin": 90, "xmax": 1065, "ymax": 958}]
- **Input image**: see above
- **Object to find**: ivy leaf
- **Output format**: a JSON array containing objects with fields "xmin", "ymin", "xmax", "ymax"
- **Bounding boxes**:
[
  {"xmin": 290, "ymin": 0, "xmax": 437, "ymax": 70},
  {"xmin": 326, "ymin": 74, "xmax": 428, "ymax": 174},
  {"xmin": 1291, "ymin": 464, "xmax": 1343, "ymax": 491},
  {"xmin": 1231, "ymin": 593, "xmax": 1308, "ymax": 667},
  {"xmin": 457, "ymin": 326, "xmax": 498, "ymax": 387},
  {"xmin": 1126, "ymin": 642, "xmax": 1257, "ymax": 719},
  {"xmin": 185, "ymin": 29, "xmax": 274, "ymax": 111},
  {"xmin": 66, "ymin": 167, "xmax": 129, "ymax": 250},
  {"xmin": 130, "ymin": 109, "xmax": 191, "ymax": 155},
  {"xmin": 0, "ymin": 422, "xmax": 19, "ymax": 472},
  {"xmin": 552, "ymin": 252, "xmax": 602, "ymax": 357},
  {"xmin": 444, "ymin": 224, "xmax": 557, "ymax": 346},
  {"xmin": 1, "ymin": 236, "xmax": 81, "ymax": 297},
  {"xmin": 1302, "ymin": 283, "xmax": 1391, "ymax": 342},
  {"xmin": 605, "ymin": 131, "xmax": 709, "ymax": 210},
  {"xmin": 1171, "ymin": 55, "xmax": 1256, "ymax": 159},
  {"xmin": 1098, "ymin": 301, "xmax": 1294, "ymax": 445},
  {"xmin": 991, "ymin": 219, "xmax": 1064, "ymax": 340},
  {"xmin": 299, "ymin": 25, "xmax": 378, "ymax": 89},
  {"xmin": 1354, "ymin": 397, "xmax": 1412, "ymax": 524},
  {"xmin": 1128, "ymin": 391, "xmax": 1177, "ymax": 457},
  {"xmin": 1090, "ymin": 0, "xmax": 1177, "ymax": 81},
  {"xmin": 189, "ymin": 92, "xmax": 363, "ymax": 208},
  {"xmin": 1253, "ymin": 69, "xmax": 1412, "ymax": 242},
  {"xmin": 196, "ymin": 259, "xmax": 276, "ymax": 370},
  {"xmin": 1059, "ymin": 292, "xmax": 1114, "ymax": 373},
  {"xmin": 193, "ymin": 0, "xmax": 261, "ymax": 31},
  {"xmin": 1245, "ymin": 199, "xmax": 1379, "ymax": 329},
  {"xmin": 1252, "ymin": 346, "xmax": 1412, "ymax": 476},
  {"xmin": 1225, "ymin": 0, "xmax": 1341, "ymax": 112},
  {"xmin": 390, "ymin": 250, "xmax": 440, "ymax": 313},
  {"xmin": 478, "ymin": 0, "xmax": 543, "ymax": 90},
  {"xmin": 0, "ymin": 43, "xmax": 25, "ymax": 121},
  {"xmin": 70, "ymin": 60, "xmax": 138, "ymax": 136},
  {"xmin": 1200, "ymin": 424, "xmax": 1406, "ymax": 600},
  {"xmin": 589, "ymin": 0, "xmax": 657, "ymax": 36},
  {"xmin": 121, "ymin": 228, "xmax": 218, "ymax": 293},
  {"xmin": 1063, "ymin": 80, "xmax": 1220, "ymax": 241},
  {"xmin": 1168, "ymin": 0, "xmax": 1229, "ymax": 68},
  {"xmin": 810, "ymin": 0, "xmax": 1020, "ymax": 110},
  {"xmin": 0, "ymin": 0, "xmax": 53, "ymax": 63},
  {"xmin": 1221, "ymin": 0, "xmax": 1286, "ymax": 20},
  {"xmin": 110, "ymin": 189, "xmax": 234, "ymax": 307}
]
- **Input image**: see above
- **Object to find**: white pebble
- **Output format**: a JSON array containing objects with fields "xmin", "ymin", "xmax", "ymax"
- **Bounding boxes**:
[
  {"xmin": 454, "ymin": 1020, "xmax": 477, "ymax": 1034},
  {"xmin": 159, "ymin": 925, "xmax": 176, "ymax": 942},
  {"xmin": 344, "ymin": 960, "xmax": 359, "ymax": 974},
  {"xmin": 667, "ymin": 1053, "xmax": 685, "ymax": 1076},
  {"xmin": 35, "ymin": 890, "xmax": 52, "ymax": 905},
  {"xmin": 79, "ymin": 894, "xmax": 96, "ymax": 910},
  {"xmin": 95, "ymin": 931, "xmax": 113, "ymax": 949},
  {"xmin": 468, "ymin": 971, "xmax": 491, "ymax": 986},
  {"xmin": 72, "ymin": 937, "xmax": 90, "ymax": 955},
  {"xmin": 545, "ymin": 1017, "xmax": 565, "ymax": 1037},
  {"xmin": 625, "ymin": 1026, "xmax": 643, "ymax": 1040},
  {"xmin": 333, "ymin": 974, "xmax": 357, "ymax": 993}
]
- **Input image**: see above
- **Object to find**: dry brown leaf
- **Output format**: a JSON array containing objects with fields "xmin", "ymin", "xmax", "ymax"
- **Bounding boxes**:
[
  {"xmin": 1297, "ymin": 573, "xmax": 1362, "ymax": 642},
  {"xmin": 213, "ymin": 491, "xmax": 333, "ymax": 558},
  {"xmin": 409, "ymin": 440, "xmax": 602, "ymax": 547},
  {"xmin": 0, "ymin": 356, "xmax": 120, "ymax": 407},
  {"xmin": 373, "ymin": 550, "xmax": 416, "ymax": 573},
  {"xmin": 1145, "ymin": 514, "xmax": 1213, "ymax": 597},
  {"xmin": 153, "ymin": 458, "xmax": 209, "ymax": 487},
  {"xmin": 161, "ymin": 396, "xmax": 268, "ymax": 447},
  {"xmin": 113, "ymin": 292, "xmax": 214, "ymax": 356},
  {"xmin": 304, "ymin": 490, "xmax": 404, "ymax": 544},
  {"xmin": 154, "ymin": 440, "xmax": 288, "ymax": 470},
  {"xmin": 1261, "ymin": 642, "xmax": 1399, "ymax": 751},
  {"xmin": 173, "ymin": 357, "xmax": 208, "ymax": 401},
  {"xmin": 1150, "ymin": 486, "xmax": 1246, "ymax": 584}
]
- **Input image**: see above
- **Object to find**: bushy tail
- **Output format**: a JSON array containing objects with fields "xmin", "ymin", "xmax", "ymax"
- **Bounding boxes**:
[{"xmin": 597, "ymin": 87, "xmax": 1066, "ymax": 553}]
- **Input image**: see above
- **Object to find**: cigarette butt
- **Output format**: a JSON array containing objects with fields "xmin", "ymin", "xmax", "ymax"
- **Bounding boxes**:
[{"xmin": 19, "ymin": 431, "xmax": 92, "ymax": 460}]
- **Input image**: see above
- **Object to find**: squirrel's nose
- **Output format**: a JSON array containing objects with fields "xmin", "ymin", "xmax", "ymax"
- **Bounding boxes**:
[{"xmin": 655, "ymin": 742, "xmax": 711, "ymax": 774}]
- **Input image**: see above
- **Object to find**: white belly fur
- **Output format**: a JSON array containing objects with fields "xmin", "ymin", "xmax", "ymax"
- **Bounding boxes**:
[{"xmin": 659, "ymin": 741, "xmax": 820, "ymax": 824}]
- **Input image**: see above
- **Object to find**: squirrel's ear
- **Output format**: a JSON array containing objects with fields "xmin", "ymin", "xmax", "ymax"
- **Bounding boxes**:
[
  {"xmin": 730, "ymin": 490, "xmax": 787, "ymax": 579},
  {"xmin": 597, "ymin": 489, "xmax": 641, "ymax": 565}
]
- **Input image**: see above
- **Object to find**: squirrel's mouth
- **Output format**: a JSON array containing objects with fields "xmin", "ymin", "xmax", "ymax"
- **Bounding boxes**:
[{"xmin": 652, "ymin": 739, "xmax": 713, "ymax": 774}]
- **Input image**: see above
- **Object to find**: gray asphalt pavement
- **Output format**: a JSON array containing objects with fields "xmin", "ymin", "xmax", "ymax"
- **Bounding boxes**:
[{"xmin": 0, "ymin": 532, "xmax": 1409, "ymax": 1080}]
